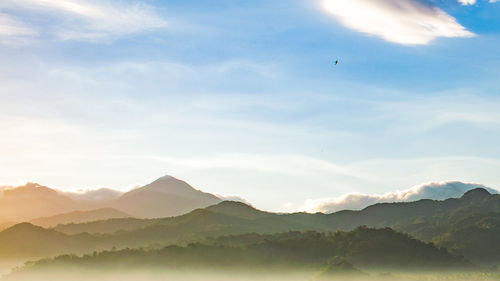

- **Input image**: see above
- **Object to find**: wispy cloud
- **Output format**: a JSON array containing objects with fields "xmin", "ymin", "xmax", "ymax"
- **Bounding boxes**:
[
  {"xmin": 0, "ymin": 13, "xmax": 36, "ymax": 36},
  {"xmin": 322, "ymin": 0, "xmax": 474, "ymax": 45},
  {"xmin": 303, "ymin": 181, "xmax": 499, "ymax": 213},
  {"xmin": 0, "ymin": 13, "xmax": 38, "ymax": 45},
  {"xmin": 0, "ymin": 0, "xmax": 167, "ymax": 42}
]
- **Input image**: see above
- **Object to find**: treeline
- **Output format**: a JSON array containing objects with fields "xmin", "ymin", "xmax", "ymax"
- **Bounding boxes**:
[{"xmin": 17, "ymin": 227, "xmax": 470, "ymax": 274}]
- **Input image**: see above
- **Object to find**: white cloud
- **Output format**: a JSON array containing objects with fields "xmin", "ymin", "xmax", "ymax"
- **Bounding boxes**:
[
  {"xmin": 0, "ymin": 0, "xmax": 167, "ymax": 42},
  {"xmin": 303, "ymin": 181, "xmax": 499, "ymax": 213},
  {"xmin": 457, "ymin": 0, "xmax": 499, "ymax": 4},
  {"xmin": 458, "ymin": 0, "xmax": 476, "ymax": 4},
  {"xmin": 322, "ymin": 0, "xmax": 474, "ymax": 45}
]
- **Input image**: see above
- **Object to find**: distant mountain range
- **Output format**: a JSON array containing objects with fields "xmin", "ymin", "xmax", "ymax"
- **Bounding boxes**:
[
  {"xmin": 4, "ymin": 174, "xmax": 500, "ymax": 272},
  {"xmin": 0, "ymin": 176, "xmax": 222, "ymax": 225},
  {"xmin": 3, "ymin": 176, "xmax": 496, "ymax": 227},
  {"xmin": 0, "ymin": 183, "xmax": 76, "ymax": 222},
  {"xmin": 1, "ymin": 187, "xmax": 500, "ymax": 265}
]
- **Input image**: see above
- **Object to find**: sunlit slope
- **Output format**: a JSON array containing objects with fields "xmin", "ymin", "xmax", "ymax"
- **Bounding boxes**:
[
  {"xmin": 0, "ymin": 176, "xmax": 223, "ymax": 223},
  {"xmin": 108, "ymin": 176, "xmax": 222, "ymax": 218},
  {"xmin": 0, "ymin": 183, "xmax": 78, "ymax": 222}
]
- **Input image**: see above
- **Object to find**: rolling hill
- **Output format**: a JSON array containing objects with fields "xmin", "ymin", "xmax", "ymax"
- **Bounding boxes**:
[
  {"xmin": 30, "ymin": 208, "xmax": 131, "ymax": 228},
  {"xmin": 47, "ymin": 188, "xmax": 500, "ymax": 263},
  {"xmin": 6, "ymin": 227, "xmax": 471, "ymax": 278},
  {"xmin": 0, "ymin": 223, "xmax": 103, "ymax": 260}
]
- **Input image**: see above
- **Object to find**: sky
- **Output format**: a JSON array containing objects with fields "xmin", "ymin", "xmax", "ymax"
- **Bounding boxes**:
[{"xmin": 1, "ymin": 0, "xmax": 500, "ymax": 212}]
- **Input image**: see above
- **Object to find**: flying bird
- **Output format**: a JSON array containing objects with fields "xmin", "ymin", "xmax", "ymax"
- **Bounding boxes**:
[{"xmin": 334, "ymin": 60, "xmax": 339, "ymax": 65}]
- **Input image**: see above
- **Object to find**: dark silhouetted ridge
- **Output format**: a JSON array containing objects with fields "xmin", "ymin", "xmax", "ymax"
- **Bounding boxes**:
[
  {"xmin": 461, "ymin": 188, "xmax": 491, "ymax": 201},
  {"xmin": 205, "ymin": 201, "xmax": 272, "ymax": 220}
]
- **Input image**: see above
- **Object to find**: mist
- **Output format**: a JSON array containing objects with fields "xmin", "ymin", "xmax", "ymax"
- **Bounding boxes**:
[{"xmin": 4, "ymin": 267, "xmax": 500, "ymax": 281}]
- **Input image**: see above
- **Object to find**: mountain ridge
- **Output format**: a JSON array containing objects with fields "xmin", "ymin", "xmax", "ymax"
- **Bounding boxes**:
[
  {"xmin": 30, "ymin": 208, "xmax": 131, "ymax": 228},
  {"xmin": 0, "ymin": 176, "xmax": 223, "ymax": 221},
  {"xmin": 36, "ymin": 188, "xmax": 500, "ymax": 263}
]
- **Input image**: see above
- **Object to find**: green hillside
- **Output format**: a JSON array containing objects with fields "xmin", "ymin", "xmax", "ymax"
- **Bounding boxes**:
[
  {"xmin": 10, "ymin": 227, "xmax": 470, "ymax": 276},
  {"xmin": 3, "ymin": 188, "xmax": 500, "ymax": 264}
]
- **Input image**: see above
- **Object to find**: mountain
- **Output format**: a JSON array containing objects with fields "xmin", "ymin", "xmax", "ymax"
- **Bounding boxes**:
[
  {"xmin": 53, "ymin": 201, "xmax": 299, "ymax": 235},
  {"xmin": 205, "ymin": 201, "xmax": 273, "ymax": 219},
  {"xmin": 0, "ymin": 183, "xmax": 78, "ymax": 222},
  {"xmin": 109, "ymin": 176, "xmax": 222, "ymax": 218},
  {"xmin": 49, "ymin": 188, "xmax": 500, "ymax": 263},
  {"xmin": 2, "ymin": 187, "xmax": 500, "ymax": 264},
  {"xmin": 0, "ymin": 223, "xmax": 103, "ymax": 260},
  {"xmin": 30, "ymin": 208, "xmax": 131, "ymax": 228},
  {"xmin": 0, "ymin": 176, "xmax": 223, "ymax": 222}
]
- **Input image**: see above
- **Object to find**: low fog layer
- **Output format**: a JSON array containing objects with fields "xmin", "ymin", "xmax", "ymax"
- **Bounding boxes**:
[{"xmin": 4, "ymin": 268, "xmax": 500, "ymax": 281}]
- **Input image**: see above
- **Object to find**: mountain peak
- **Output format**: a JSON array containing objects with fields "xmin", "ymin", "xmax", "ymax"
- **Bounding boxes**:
[
  {"xmin": 461, "ymin": 188, "xmax": 491, "ymax": 201},
  {"xmin": 213, "ymin": 200, "xmax": 255, "ymax": 209},
  {"xmin": 113, "ymin": 176, "xmax": 222, "ymax": 218},
  {"xmin": 2, "ymin": 222, "xmax": 46, "ymax": 234},
  {"xmin": 205, "ymin": 201, "xmax": 271, "ymax": 220},
  {"xmin": 142, "ymin": 175, "xmax": 197, "ymax": 194},
  {"xmin": 155, "ymin": 175, "xmax": 174, "ymax": 181},
  {"xmin": 3, "ymin": 183, "xmax": 58, "ymax": 197}
]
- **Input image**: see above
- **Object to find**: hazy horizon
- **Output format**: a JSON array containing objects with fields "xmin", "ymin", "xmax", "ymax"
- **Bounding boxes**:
[{"xmin": 0, "ymin": 176, "xmax": 498, "ymax": 213}]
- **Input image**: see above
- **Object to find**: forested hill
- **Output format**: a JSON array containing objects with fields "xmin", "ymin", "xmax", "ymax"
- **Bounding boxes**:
[
  {"xmin": 2, "ymin": 188, "xmax": 500, "ymax": 264},
  {"xmin": 9, "ymin": 227, "xmax": 470, "ymax": 277}
]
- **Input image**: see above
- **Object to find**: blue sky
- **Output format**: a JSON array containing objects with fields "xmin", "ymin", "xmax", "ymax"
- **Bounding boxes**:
[{"xmin": 1, "ymin": 0, "xmax": 500, "ymax": 211}]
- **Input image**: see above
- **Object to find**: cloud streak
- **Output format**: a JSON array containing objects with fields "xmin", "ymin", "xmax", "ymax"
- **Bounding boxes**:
[
  {"xmin": 0, "ymin": 13, "xmax": 37, "ymax": 36},
  {"xmin": 322, "ymin": 0, "xmax": 474, "ymax": 45},
  {"xmin": 303, "ymin": 181, "xmax": 499, "ymax": 213},
  {"xmin": 458, "ymin": 0, "xmax": 499, "ymax": 5},
  {"xmin": 0, "ymin": 0, "xmax": 167, "ymax": 42},
  {"xmin": 0, "ymin": 13, "xmax": 38, "ymax": 45}
]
